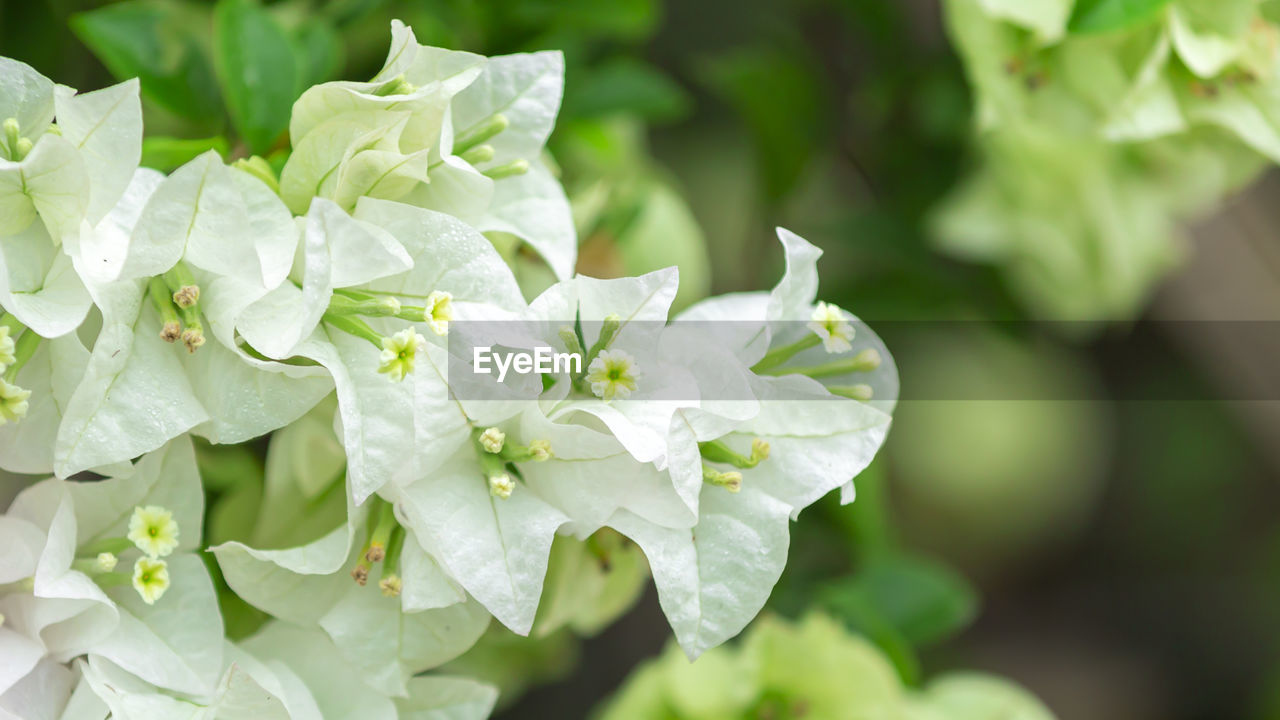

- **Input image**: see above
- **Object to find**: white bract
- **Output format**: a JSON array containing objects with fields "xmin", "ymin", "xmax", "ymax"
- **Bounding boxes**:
[
  {"xmin": 0, "ymin": 439, "xmax": 223, "ymax": 713},
  {"xmin": 0, "ymin": 59, "xmax": 142, "ymax": 338}
]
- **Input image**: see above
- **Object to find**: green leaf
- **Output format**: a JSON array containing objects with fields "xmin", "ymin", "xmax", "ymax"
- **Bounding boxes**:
[
  {"xmin": 71, "ymin": 0, "xmax": 222, "ymax": 122},
  {"xmin": 563, "ymin": 58, "xmax": 692, "ymax": 123},
  {"xmin": 698, "ymin": 47, "xmax": 828, "ymax": 200},
  {"xmin": 1069, "ymin": 0, "xmax": 1173, "ymax": 34},
  {"xmin": 213, "ymin": 0, "xmax": 298, "ymax": 154},
  {"xmin": 291, "ymin": 19, "xmax": 343, "ymax": 91},
  {"xmin": 195, "ymin": 439, "xmax": 263, "ymax": 492},
  {"xmin": 141, "ymin": 135, "xmax": 230, "ymax": 172},
  {"xmin": 824, "ymin": 553, "xmax": 979, "ymax": 648}
]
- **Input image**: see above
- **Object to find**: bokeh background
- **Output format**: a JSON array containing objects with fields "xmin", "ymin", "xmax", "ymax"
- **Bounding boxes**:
[{"xmin": 4, "ymin": 0, "xmax": 1280, "ymax": 718}]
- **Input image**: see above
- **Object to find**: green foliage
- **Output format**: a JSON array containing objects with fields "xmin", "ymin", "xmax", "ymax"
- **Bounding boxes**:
[
  {"xmin": 594, "ymin": 614, "xmax": 1057, "ymax": 720},
  {"xmin": 699, "ymin": 47, "xmax": 828, "ymax": 200},
  {"xmin": 141, "ymin": 135, "xmax": 231, "ymax": 171},
  {"xmin": 213, "ymin": 0, "xmax": 299, "ymax": 154},
  {"xmin": 72, "ymin": 0, "xmax": 223, "ymax": 124},
  {"xmin": 1069, "ymin": 0, "xmax": 1173, "ymax": 33},
  {"xmin": 563, "ymin": 58, "xmax": 691, "ymax": 123}
]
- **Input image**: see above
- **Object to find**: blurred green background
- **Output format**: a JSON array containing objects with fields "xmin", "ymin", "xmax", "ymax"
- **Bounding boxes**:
[{"xmin": 6, "ymin": 0, "xmax": 1280, "ymax": 718}]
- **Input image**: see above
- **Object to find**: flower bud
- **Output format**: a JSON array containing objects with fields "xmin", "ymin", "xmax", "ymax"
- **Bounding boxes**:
[
  {"xmin": 172, "ymin": 285, "xmax": 200, "ymax": 309},
  {"xmin": 424, "ymin": 291, "xmax": 453, "ymax": 336},
  {"xmin": 182, "ymin": 326, "xmax": 206, "ymax": 354},
  {"xmin": 479, "ymin": 427, "xmax": 506, "ymax": 454},
  {"xmin": 95, "ymin": 552, "xmax": 118, "ymax": 573},
  {"xmin": 528, "ymin": 439, "xmax": 552, "ymax": 462},
  {"xmin": 489, "ymin": 473, "xmax": 515, "ymax": 499},
  {"xmin": 379, "ymin": 575, "xmax": 403, "ymax": 597},
  {"xmin": 0, "ymin": 380, "xmax": 31, "ymax": 426}
]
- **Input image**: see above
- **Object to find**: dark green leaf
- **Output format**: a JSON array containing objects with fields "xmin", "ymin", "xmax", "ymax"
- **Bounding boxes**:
[
  {"xmin": 818, "ymin": 585, "xmax": 921, "ymax": 685},
  {"xmin": 563, "ymin": 59, "xmax": 692, "ymax": 123},
  {"xmin": 141, "ymin": 135, "xmax": 230, "ymax": 172},
  {"xmin": 291, "ymin": 19, "xmax": 343, "ymax": 92},
  {"xmin": 830, "ymin": 553, "xmax": 980, "ymax": 647},
  {"xmin": 71, "ymin": 0, "xmax": 223, "ymax": 122},
  {"xmin": 194, "ymin": 440, "xmax": 263, "ymax": 492},
  {"xmin": 1069, "ymin": 0, "xmax": 1172, "ymax": 34},
  {"xmin": 213, "ymin": 0, "xmax": 298, "ymax": 153},
  {"xmin": 698, "ymin": 47, "xmax": 828, "ymax": 200}
]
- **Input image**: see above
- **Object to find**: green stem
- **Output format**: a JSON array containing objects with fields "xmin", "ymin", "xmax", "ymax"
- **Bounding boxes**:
[
  {"xmin": 367, "ymin": 498, "xmax": 397, "ymax": 562},
  {"xmin": 323, "ymin": 312, "xmax": 384, "ymax": 349},
  {"xmin": 829, "ymin": 384, "xmax": 874, "ymax": 401},
  {"xmin": 4, "ymin": 326, "xmax": 40, "ymax": 383},
  {"xmin": 78, "ymin": 537, "xmax": 134, "ymax": 557},
  {"xmin": 148, "ymin": 277, "xmax": 181, "ymax": 327},
  {"xmin": 0, "ymin": 313, "xmax": 22, "ymax": 335},
  {"xmin": 699, "ymin": 439, "xmax": 761, "ymax": 469},
  {"xmin": 93, "ymin": 571, "xmax": 132, "ymax": 589},
  {"xmin": 751, "ymin": 334, "xmax": 821, "ymax": 373},
  {"xmin": 327, "ymin": 294, "xmax": 401, "ymax": 318},
  {"xmin": 453, "ymin": 114, "xmax": 509, "ymax": 156},
  {"xmin": 382, "ymin": 525, "xmax": 406, "ymax": 578},
  {"xmin": 757, "ymin": 352, "xmax": 880, "ymax": 379}
]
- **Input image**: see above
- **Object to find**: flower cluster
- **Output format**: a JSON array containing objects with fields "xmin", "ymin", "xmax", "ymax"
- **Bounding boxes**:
[
  {"xmin": 938, "ymin": 0, "xmax": 1280, "ymax": 319},
  {"xmin": 0, "ymin": 20, "xmax": 896, "ymax": 718}
]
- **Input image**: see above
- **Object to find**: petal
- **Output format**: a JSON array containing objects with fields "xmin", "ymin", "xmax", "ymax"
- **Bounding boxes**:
[
  {"xmin": 393, "ymin": 448, "xmax": 567, "ymax": 634},
  {"xmin": 52, "ymin": 79, "xmax": 142, "ymax": 225},
  {"xmin": 609, "ymin": 484, "xmax": 793, "ymax": 659}
]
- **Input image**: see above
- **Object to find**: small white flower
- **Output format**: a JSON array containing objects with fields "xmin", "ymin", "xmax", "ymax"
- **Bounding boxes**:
[
  {"xmin": 378, "ymin": 328, "xmax": 426, "ymax": 382},
  {"xmin": 424, "ymin": 290, "xmax": 453, "ymax": 336},
  {"xmin": 488, "ymin": 473, "xmax": 515, "ymax": 499},
  {"xmin": 586, "ymin": 349, "xmax": 640, "ymax": 402},
  {"xmin": 95, "ymin": 552, "xmax": 118, "ymax": 573},
  {"xmin": 0, "ymin": 379, "xmax": 31, "ymax": 425},
  {"xmin": 479, "ymin": 427, "xmax": 505, "ymax": 454},
  {"xmin": 0, "ymin": 326, "xmax": 15, "ymax": 370},
  {"xmin": 807, "ymin": 301, "xmax": 855, "ymax": 354},
  {"xmin": 128, "ymin": 505, "xmax": 180, "ymax": 558},
  {"xmin": 131, "ymin": 557, "xmax": 170, "ymax": 605}
]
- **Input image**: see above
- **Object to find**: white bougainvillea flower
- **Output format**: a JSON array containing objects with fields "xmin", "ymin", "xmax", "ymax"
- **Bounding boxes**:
[
  {"xmin": 238, "ymin": 197, "xmax": 526, "ymax": 504},
  {"xmin": 129, "ymin": 557, "xmax": 169, "ymax": 605},
  {"xmin": 0, "ymin": 59, "xmax": 143, "ymax": 340},
  {"xmin": 213, "ymin": 495, "xmax": 492, "ymax": 697},
  {"xmin": 0, "ymin": 333, "xmax": 88, "ymax": 475},
  {"xmin": 807, "ymin": 301, "xmax": 855, "ymax": 353},
  {"xmin": 126, "ymin": 506, "xmax": 178, "ymax": 559},
  {"xmin": 51, "ymin": 159, "xmax": 333, "ymax": 477},
  {"xmin": 571, "ymin": 228, "xmax": 897, "ymax": 659},
  {"xmin": 61, "ymin": 623, "xmax": 498, "ymax": 720},
  {"xmin": 377, "ymin": 327, "xmax": 425, "ymax": 381},
  {"xmin": 0, "ymin": 438, "xmax": 223, "ymax": 711},
  {"xmin": 208, "ymin": 406, "xmax": 493, "ymax": 697},
  {"xmin": 404, "ymin": 47, "xmax": 577, "ymax": 280},
  {"xmin": 280, "ymin": 20, "xmax": 485, "ymax": 216},
  {"xmin": 586, "ymin": 349, "xmax": 641, "ymax": 401},
  {"xmin": 424, "ymin": 289, "xmax": 453, "ymax": 336},
  {"xmin": 0, "ymin": 58, "xmax": 141, "ymax": 243}
]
